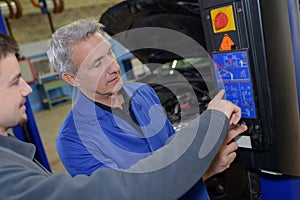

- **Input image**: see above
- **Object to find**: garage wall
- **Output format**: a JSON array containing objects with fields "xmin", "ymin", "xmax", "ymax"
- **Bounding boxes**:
[{"xmin": 6, "ymin": 0, "xmax": 123, "ymax": 44}]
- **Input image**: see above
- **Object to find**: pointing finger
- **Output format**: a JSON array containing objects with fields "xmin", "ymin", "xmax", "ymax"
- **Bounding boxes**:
[{"xmin": 213, "ymin": 89, "xmax": 225, "ymax": 100}]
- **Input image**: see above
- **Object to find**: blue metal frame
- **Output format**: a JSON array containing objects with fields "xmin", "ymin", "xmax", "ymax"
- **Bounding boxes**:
[
  {"xmin": 288, "ymin": 0, "xmax": 300, "ymax": 118},
  {"xmin": 261, "ymin": 174, "xmax": 300, "ymax": 200},
  {"xmin": 0, "ymin": 9, "xmax": 7, "ymax": 35}
]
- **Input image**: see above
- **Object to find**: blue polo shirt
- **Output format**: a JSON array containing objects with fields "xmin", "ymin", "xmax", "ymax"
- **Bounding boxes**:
[{"xmin": 56, "ymin": 82, "xmax": 209, "ymax": 199}]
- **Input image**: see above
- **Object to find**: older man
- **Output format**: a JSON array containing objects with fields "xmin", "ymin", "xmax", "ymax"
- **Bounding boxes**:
[{"xmin": 48, "ymin": 19, "xmax": 247, "ymax": 199}]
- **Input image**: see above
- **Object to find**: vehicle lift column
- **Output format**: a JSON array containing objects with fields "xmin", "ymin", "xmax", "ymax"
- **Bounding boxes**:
[
  {"xmin": 260, "ymin": 0, "xmax": 300, "ymax": 199},
  {"xmin": 199, "ymin": 0, "xmax": 300, "ymax": 199}
]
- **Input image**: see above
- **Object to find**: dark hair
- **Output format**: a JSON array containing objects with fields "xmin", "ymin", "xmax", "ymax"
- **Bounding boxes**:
[{"xmin": 0, "ymin": 33, "xmax": 19, "ymax": 59}]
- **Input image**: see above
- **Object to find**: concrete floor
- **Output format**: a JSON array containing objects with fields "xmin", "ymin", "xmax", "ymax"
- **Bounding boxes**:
[{"xmin": 34, "ymin": 101, "xmax": 72, "ymax": 173}]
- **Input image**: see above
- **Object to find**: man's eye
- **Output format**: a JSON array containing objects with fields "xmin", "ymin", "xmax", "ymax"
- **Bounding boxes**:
[
  {"xmin": 12, "ymin": 79, "xmax": 19, "ymax": 86},
  {"xmin": 94, "ymin": 61, "xmax": 102, "ymax": 68},
  {"xmin": 108, "ymin": 49, "xmax": 115, "ymax": 57}
]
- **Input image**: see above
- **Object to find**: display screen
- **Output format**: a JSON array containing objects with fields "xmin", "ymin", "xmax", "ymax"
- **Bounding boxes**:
[{"xmin": 212, "ymin": 51, "xmax": 257, "ymax": 118}]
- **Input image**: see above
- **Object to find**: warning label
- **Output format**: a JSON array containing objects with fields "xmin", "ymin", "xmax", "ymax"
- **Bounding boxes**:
[{"xmin": 219, "ymin": 34, "xmax": 236, "ymax": 51}]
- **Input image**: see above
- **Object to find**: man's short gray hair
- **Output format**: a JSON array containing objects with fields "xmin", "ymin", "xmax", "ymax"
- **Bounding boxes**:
[{"xmin": 47, "ymin": 19, "xmax": 104, "ymax": 76}]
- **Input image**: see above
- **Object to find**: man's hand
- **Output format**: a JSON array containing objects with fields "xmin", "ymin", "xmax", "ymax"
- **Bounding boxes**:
[
  {"xmin": 203, "ymin": 124, "xmax": 248, "ymax": 181},
  {"xmin": 207, "ymin": 90, "xmax": 241, "ymax": 125},
  {"xmin": 203, "ymin": 90, "xmax": 247, "ymax": 180}
]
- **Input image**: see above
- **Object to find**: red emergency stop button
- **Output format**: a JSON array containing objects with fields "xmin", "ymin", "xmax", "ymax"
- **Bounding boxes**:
[
  {"xmin": 211, "ymin": 5, "xmax": 236, "ymax": 33},
  {"xmin": 214, "ymin": 12, "xmax": 228, "ymax": 30}
]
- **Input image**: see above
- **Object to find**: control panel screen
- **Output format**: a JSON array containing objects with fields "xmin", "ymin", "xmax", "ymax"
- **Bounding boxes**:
[{"xmin": 212, "ymin": 50, "xmax": 257, "ymax": 118}]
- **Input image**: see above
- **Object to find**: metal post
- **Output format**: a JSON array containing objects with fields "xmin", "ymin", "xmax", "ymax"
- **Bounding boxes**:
[{"xmin": 260, "ymin": 0, "xmax": 300, "ymax": 199}]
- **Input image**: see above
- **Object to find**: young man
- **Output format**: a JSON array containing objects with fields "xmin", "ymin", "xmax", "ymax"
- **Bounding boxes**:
[
  {"xmin": 0, "ymin": 32, "xmax": 245, "ymax": 199},
  {"xmin": 47, "ymin": 19, "xmax": 247, "ymax": 199}
]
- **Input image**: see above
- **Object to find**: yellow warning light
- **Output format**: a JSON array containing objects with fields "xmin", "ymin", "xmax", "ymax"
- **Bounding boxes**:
[{"xmin": 211, "ymin": 5, "xmax": 236, "ymax": 33}]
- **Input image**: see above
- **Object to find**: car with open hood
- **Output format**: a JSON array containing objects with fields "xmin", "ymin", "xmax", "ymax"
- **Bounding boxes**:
[{"xmin": 100, "ymin": 0, "xmax": 214, "ymax": 125}]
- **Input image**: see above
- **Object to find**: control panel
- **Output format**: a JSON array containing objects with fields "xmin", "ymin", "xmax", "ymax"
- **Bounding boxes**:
[{"xmin": 212, "ymin": 50, "xmax": 256, "ymax": 119}]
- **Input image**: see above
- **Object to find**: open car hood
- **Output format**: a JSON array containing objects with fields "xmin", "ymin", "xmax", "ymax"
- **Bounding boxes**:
[{"xmin": 99, "ymin": 0, "xmax": 206, "ymax": 65}]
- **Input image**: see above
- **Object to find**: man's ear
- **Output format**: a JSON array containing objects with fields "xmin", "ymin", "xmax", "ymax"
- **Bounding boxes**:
[{"xmin": 62, "ymin": 72, "xmax": 79, "ymax": 87}]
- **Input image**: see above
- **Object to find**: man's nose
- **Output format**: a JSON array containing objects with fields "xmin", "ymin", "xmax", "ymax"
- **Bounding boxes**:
[
  {"xmin": 21, "ymin": 78, "xmax": 33, "ymax": 96},
  {"xmin": 107, "ymin": 59, "xmax": 120, "ymax": 74}
]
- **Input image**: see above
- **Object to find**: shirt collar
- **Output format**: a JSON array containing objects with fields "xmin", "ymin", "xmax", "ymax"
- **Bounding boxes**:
[
  {"xmin": 73, "ymin": 83, "xmax": 145, "ymax": 122},
  {"xmin": 95, "ymin": 87, "xmax": 131, "ymax": 112},
  {"xmin": 0, "ymin": 135, "xmax": 36, "ymax": 159}
]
